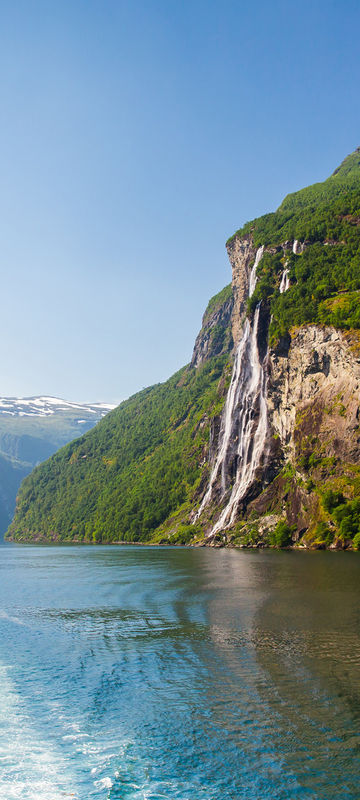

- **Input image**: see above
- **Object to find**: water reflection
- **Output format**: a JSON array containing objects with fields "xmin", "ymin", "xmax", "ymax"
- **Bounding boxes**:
[
  {"xmin": 0, "ymin": 546, "xmax": 359, "ymax": 798},
  {"xmin": 251, "ymin": 552, "xmax": 360, "ymax": 798}
]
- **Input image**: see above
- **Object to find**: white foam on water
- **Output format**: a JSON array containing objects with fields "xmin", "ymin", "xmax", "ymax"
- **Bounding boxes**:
[
  {"xmin": 58, "ymin": 719, "xmax": 125, "ymax": 796},
  {"xmin": 0, "ymin": 609, "xmax": 27, "ymax": 627},
  {"xmin": 0, "ymin": 665, "xmax": 80, "ymax": 800},
  {"xmin": 94, "ymin": 776, "xmax": 113, "ymax": 789}
]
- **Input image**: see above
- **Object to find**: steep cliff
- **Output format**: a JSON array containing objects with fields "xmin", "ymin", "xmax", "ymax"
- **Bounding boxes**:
[
  {"xmin": 249, "ymin": 326, "xmax": 360, "ymax": 547},
  {"xmin": 226, "ymin": 236, "xmax": 257, "ymax": 346},
  {"xmin": 191, "ymin": 284, "xmax": 233, "ymax": 367},
  {"xmin": 6, "ymin": 148, "xmax": 360, "ymax": 548},
  {"xmin": 193, "ymin": 148, "xmax": 360, "ymax": 548}
]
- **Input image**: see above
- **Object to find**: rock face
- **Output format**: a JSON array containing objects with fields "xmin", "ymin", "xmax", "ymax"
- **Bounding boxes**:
[
  {"xmin": 191, "ymin": 288, "xmax": 233, "ymax": 368},
  {"xmin": 7, "ymin": 148, "xmax": 360, "ymax": 547},
  {"xmin": 259, "ymin": 326, "xmax": 360, "ymax": 537},
  {"xmin": 226, "ymin": 235, "xmax": 305, "ymax": 346},
  {"xmin": 224, "ymin": 234, "xmax": 360, "ymax": 476},
  {"xmin": 226, "ymin": 235, "xmax": 257, "ymax": 347},
  {"xmin": 198, "ymin": 234, "xmax": 360, "ymax": 545},
  {"xmin": 268, "ymin": 326, "xmax": 360, "ymax": 464}
]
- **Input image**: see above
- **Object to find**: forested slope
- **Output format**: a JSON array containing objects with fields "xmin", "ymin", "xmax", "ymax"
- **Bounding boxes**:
[
  {"xmin": 7, "ymin": 355, "xmax": 229, "ymax": 542},
  {"xmin": 7, "ymin": 148, "xmax": 360, "ymax": 545}
]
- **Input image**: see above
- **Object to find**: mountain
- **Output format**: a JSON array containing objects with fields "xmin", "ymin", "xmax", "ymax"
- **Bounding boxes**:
[
  {"xmin": 0, "ymin": 397, "xmax": 115, "ymax": 536},
  {"xmin": 6, "ymin": 148, "xmax": 360, "ymax": 549}
]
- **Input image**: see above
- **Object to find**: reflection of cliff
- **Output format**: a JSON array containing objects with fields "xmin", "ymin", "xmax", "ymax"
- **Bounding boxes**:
[
  {"xmin": 192, "ymin": 550, "xmax": 360, "ymax": 797},
  {"xmin": 250, "ymin": 552, "xmax": 360, "ymax": 797}
]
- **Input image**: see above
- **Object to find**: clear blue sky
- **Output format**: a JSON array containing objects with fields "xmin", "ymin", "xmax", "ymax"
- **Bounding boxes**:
[{"xmin": 0, "ymin": 0, "xmax": 359, "ymax": 402}]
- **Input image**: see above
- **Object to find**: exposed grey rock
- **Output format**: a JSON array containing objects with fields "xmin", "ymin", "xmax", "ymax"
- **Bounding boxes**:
[
  {"xmin": 268, "ymin": 325, "xmax": 360, "ymax": 462},
  {"xmin": 191, "ymin": 294, "xmax": 233, "ymax": 368}
]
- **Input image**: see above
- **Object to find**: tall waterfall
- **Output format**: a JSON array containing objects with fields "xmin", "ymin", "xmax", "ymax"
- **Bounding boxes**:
[{"xmin": 196, "ymin": 246, "xmax": 269, "ymax": 532}]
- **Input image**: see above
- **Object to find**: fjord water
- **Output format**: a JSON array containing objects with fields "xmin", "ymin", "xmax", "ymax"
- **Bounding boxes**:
[{"xmin": 0, "ymin": 547, "xmax": 359, "ymax": 799}]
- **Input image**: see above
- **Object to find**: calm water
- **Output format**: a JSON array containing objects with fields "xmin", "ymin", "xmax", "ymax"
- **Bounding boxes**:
[{"xmin": 0, "ymin": 546, "xmax": 359, "ymax": 799}]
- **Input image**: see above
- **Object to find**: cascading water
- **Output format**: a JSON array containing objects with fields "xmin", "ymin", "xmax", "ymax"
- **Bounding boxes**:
[
  {"xmin": 279, "ymin": 267, "xmax": 290, "ymax": 293},
  {"xmin": 194, "ymin": 318, "xmax": 252, "ymax": 518},
  {"xmin": 195, "ymin": 246, "xmax": 269, "ymax": 532},
  {"xmin": 211, "ymin": 304, "xmax": 268, "ymax": 533},
  {"xmin": 248, "ymin": 246, "xmax": 263, "ymax": 296},
  {"xmin": 280, "ymin": 238, "xmax": 302, "ymax": 292}
]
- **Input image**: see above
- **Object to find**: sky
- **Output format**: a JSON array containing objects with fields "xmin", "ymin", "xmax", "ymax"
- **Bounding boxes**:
[{"xmin": 0, "ymin": 0, "xmax": 359, "ymax": 403}]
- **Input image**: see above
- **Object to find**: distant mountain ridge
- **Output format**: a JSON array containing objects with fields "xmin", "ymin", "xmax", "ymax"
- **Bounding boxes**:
[
  {"xmin": 0, "ymin": 395, "xmax": 115, "ymax": 418},
  {"xmin": 0, "ymin": 396, "xmax": 114, "ymax": 536}
]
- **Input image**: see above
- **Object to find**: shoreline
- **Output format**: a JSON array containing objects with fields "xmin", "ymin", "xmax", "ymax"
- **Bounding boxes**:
[{"xmin": 4, "ymin": 538, "xmax": 358, "ymax": 552}]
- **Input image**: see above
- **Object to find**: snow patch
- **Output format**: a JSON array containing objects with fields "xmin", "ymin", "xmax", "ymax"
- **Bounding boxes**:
[{"xmin": 0, "ymin": 396, "xmax": 116, "ymax": 419}]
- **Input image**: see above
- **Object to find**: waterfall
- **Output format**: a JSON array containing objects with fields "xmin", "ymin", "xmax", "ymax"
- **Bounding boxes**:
[
  {"xmin": 279, "ymin": 268, "xmax": 290, "ymax": 293},
  {"xmin": 249, "ymin": 245, "xmax": 264, "ymax": 295},
  {"xmin": 280, "ymin": 239, "xmax": 301, "ymax": 293},
  {"xmin": 195, "ymin": 318, "xmax": 252, "ymax": 518},
  {"xmin": 211, "ymin": 304, "xmax": 268, "ymax": 533},
  {"xmin": 195, "ymin": 246, "xmax": 268, "ymax": 531}
]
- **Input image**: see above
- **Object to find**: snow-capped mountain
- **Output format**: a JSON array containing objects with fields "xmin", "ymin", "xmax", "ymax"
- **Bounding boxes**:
[
  {"xmin": 0, "ymin": 396, "xmax": 116, "ymax": 419},
  {"xmin": 0, "ymin": 396, "xmax": 117, "ymax": 537}
]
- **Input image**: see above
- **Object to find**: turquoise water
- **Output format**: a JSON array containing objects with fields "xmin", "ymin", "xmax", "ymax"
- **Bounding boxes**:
[{"xmin": 0, "ymin": 545, "xmax": 359, "ymax": 799}]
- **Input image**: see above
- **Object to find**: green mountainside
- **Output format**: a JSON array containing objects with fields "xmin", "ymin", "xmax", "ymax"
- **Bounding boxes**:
[
  {"xmin": 0, "ymin": 399, "xmax": 112, "ymax": 537},
  {"xmin": 235, "ymin": 147, "xmax": 360, "ymax": 342},
  {"xmin": 0, "ymin": 452, "xmax": 29, "ymax": 536},
  {"xmin": 6, "ymin": 359, "xmax": 229, "ymax": 543},
  {"xmin": 6, "ymin": 148, "xmax": 360, "ymax": 546}
]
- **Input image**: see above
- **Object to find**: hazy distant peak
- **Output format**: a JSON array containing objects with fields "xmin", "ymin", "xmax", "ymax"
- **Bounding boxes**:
[{"xmin": 0, "ymin": 396, "xmax": 116, "ymax": 418}]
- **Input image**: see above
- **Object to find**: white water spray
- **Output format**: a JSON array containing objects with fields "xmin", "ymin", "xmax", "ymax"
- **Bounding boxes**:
[
  {"xmin": 195, "ymin": 246, "xmax": 268, "ymax": 531},
  {"xmin": 0, "ymin": 664, "xmax": 77, "ymax": 800},
  {"xmin": 279, "ymin": 268, "xmax": 290, "ymax": 293},
  {"xmin": 248, "ymin": 245, "xmax": 264, "ymax": 296},
  {"xmin": 211, "ymin": 304, "xmax": 268, "ymax": 533}
]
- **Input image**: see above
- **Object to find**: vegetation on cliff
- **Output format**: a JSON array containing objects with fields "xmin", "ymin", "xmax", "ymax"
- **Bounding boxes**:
[
  {"xmin": 229, "ymin": 148, "xmax": 360, "ymax": 247},
  {"xmin": 7, "ymin": 358, "xmax": 228, "ymax": 542},
  {"xmin": 6, "ymin": 149, "xmax": 360, "ymax": 546},
  {"xmin": 244, "ymin": 148, "xmax": 360, "ymax": 343},
  {"xmin": 0, "ymin": 401, "xmax": 110, "ymax": 537}
]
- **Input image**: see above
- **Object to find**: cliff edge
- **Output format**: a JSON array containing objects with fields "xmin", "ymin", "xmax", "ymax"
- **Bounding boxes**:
[{"xmin": 7, "ymin": 148, "xmax": 360, "ymax": 549}]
